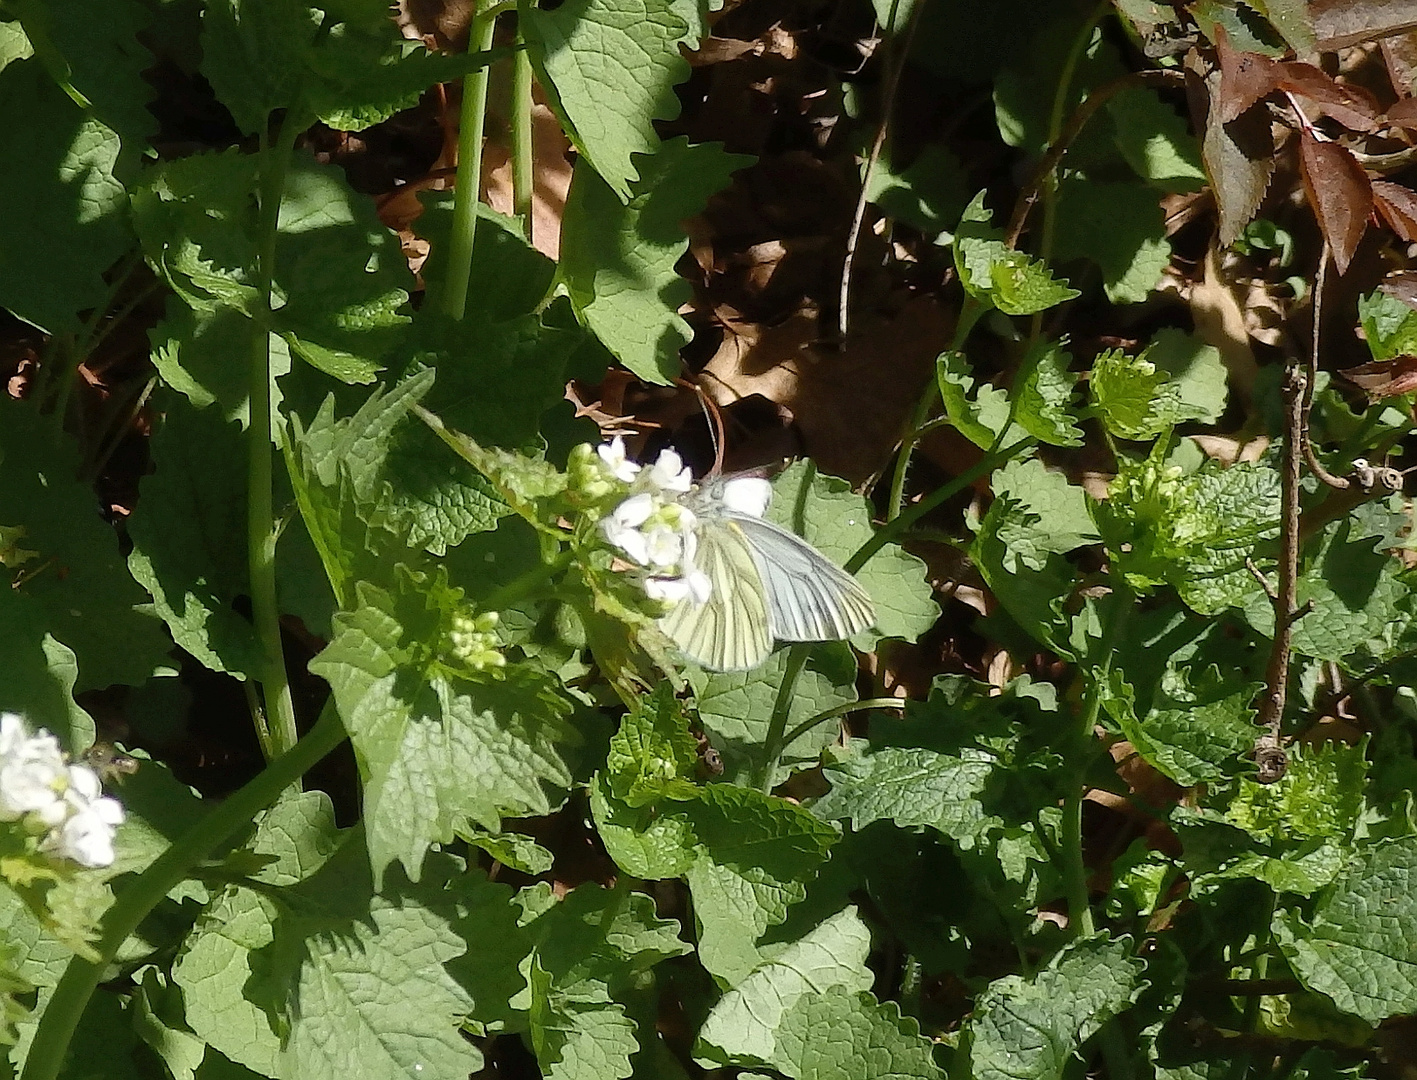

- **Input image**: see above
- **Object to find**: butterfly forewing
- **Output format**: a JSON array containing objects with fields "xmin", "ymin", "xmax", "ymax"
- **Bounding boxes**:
[
  {"xmin": 731, "ymin": 515, "xmax": 876, "ymax": 641},
  {"xmin": 658, "ymin": 519, "xmax": 773, "ymax": 671}
]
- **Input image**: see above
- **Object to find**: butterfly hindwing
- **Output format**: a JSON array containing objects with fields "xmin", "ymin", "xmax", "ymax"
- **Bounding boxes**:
[
  {"xmin": 730, "ymin": 514, "xmax": 876, "ymax": 642},
  {"xmin": 658, "ymin": 519, "xmax": 773, "ymax": 671}
]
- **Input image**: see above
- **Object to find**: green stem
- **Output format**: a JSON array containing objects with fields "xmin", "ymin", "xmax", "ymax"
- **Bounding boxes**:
[
  {"xmin": 886, "ymin": 297, "xmax": 984, "ymax": 520},
  {"xmin": 850, "ymin": 436, "xmax": 1034, "ymax": 573},
  {"xmin": 480, "ymin": 549, "xmax": 573, "ymax": 611},
  {"xmin": 511, "ymin": 33, "xmax": 534, "ymax": 239},
  {"xmin": 19, "ymin": 705, "xmax": 347, "ymax": 1080},
  {"xmin": 1226, "ymin": 892, "xmax": 1277, "ymax": 1080},
  {"xmin": 756, "ymin": 645, "xmax": 811, "ymax": 793},
  {"xmin": 778, "ymin": 697, "xmax": 905, "ymax": 751},
  {"xmin": 442, "ymin": 12, "xmax": 499, "ymax": 321},
  {"xmin": 1035, "ymin": 0, "xmax": 1110, "ymax": 279},
  {"xmin": 248, "ymin": 116, "xmax": 300, "ymax": 761}
]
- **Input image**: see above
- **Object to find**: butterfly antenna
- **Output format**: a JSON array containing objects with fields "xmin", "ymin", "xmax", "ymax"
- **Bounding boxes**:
[{"xmin": 682, "ymin": 378, "xmax": 727, "ymax": 478}]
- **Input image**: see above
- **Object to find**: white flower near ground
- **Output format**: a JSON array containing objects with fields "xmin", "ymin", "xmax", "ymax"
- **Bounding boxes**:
[
  {"xmin": 0, "ymin": 712, "xmax": 124, "ymax": 868},
  {"xmin": 720, "ymin": 476, "xmax": 771, "ymax": 518}
]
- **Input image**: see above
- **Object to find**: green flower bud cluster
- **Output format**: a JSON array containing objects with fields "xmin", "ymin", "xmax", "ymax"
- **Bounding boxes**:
[{"xmin": 448, "ymin": 610, "xmax": 506, "ymax": 671}]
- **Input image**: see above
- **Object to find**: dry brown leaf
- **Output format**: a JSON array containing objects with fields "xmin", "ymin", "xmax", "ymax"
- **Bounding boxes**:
[
  {"xmin": 701, "ymin": 298, "xmax": 947, "ymax": 484},
  {"xmin": 1186, "ymin": 242, "xmax": 1260, "ymax": 398},
  {"xmin": 1215, "ymin": 30, "xmax": 1282, "ymax": 123},
  {"xmin": 1382, "ymin": 31, "xmax": 1417, "ymax": 98},
  {"xmin": 483, "ymin": 100, "xmax": 574, "ymax": 261},
  {"xmin": 1313, "ymin": 0, "xmax": 1417, "ymax": 52},
  {"xmin": 1381, "ymin": 269, "xmax": 1417, "ymax": 306},
  {"xmin": 1276, "ymin": 61, "xmax": 1383, "ymax": 130},
  {"xmin": 1297, "ymin": 129, "xmax": 1372, "ymax": 274},
  {"xmin": 1190, "ymin": 433, "xmax": 1271, "ymax": 465},
  {"xmin": 1340, "ymin": 356, "xmax": 1417, "ymax": 398},
  {"xmin": 1373, "ymin": 180, "xmax": 1417, "ymax": 240}
]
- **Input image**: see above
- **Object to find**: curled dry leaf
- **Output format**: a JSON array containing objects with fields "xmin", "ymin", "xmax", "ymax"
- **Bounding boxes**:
[
  {"xmin": 1373, "ymin": 181, "xmax": 1417, "ymax": 241},
  {"xmin": 1313, "ymin": 0, "xmax": 1417, "ymax": 52},
  {"xmin": 1340, "ymin": 356, "xmax": 1417, "ymax": 399},
  {"xmin": 1275, "ymin": 61, "xmax": 1383, "ymax": 131},
  {"xmin": 1381, "ymin": 269, "xmax": 1417, "ymax": 307},
  {"xmin": 1297, "ymin": 128, "xmax": 1372, "ymax": 274}
]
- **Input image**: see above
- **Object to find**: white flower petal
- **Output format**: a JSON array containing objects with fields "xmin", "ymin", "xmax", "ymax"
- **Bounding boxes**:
[
  {"xmin": 644, "ymin": 576, "xmax": 691, "ymax": 602},
  {"xmin": 644, "ymin": 526, "xmax": 683, "ymax": 569},
  {"xmin": 596, "ymin": 437, "xmax": 641, "ymax": 482},
  {"xmin": 612, "ymin": 492, "xmax": 655, "ymax": 528},
  {"xmin": 648, "ymin": 448, "xmax": 693, "ymax": 493}
]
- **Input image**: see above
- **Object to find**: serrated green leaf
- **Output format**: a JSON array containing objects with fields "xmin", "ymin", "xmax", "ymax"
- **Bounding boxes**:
[
  {"xmin": 1054, "ymin": 179, "xmax": 1170, "ymax": 304},
  {"xmin": 309, "ymin": 575, "xmax": 581, "ymax": 885},
  {"xmin": 1228, "ymin": 742, "xmax": 1367, "ymax": 842},
  {"xmin": 683, "ymin": 785, "xmax": 837, "ymax": 984},
  {"xmin": 691, "ymin": 647, "xmax": 856, "ymax": 785},
  {"xmin": 1090, "ymin": 348, "xmax": 1178, "ymax": 441},
  {"xmin": 528, "ymin": 959, "xmax": 639, "ymax": 1080},
  {"xmin": 771, "ymin": 986, "xmax": 944, "ymax": 1079},
  {"xmin": 126, "ymin": 399, "xmax": 260, "ymax": 678},
  {"xmin": 590, "ymin": 773, "xmax": 700, "ymax": 880},
  {"xmin": 866, "ymin": 145, "xmax": 969, "ymax": 236},
  {"xmin": 462, "ymin": 828, "xmax": 555, "ymax": 876},
  {"xmin": 1146, "ymin": 328, "xmax": 1228, "ymax": 424},
  {"xmin": 606, "ymin": 684, "xmax": 700, "ymax": 806},
  {"xmin": 967, "ymin": 936, "xmax": 1145, "ymax": 1080},
  {"xmin": 415, "ymin": 196, "xmax": 556, "ymax": 324},
  {"xmin": 1274, "ymin": 838, "xmax": 1417, "ymax": 1022},
  {"xmin": 1357, "ymin": 289, "xmax": 1417, "ymax": 361},
  {"xmin": 971, "ymin": 496, "xmax": 1077, "ymax": 656},
  {"xmin": 559, "ymin": 138, "xmax": 752, "ymax": 384},
  {"xmin": 1014, "ymin": 338, "xmax": 1084, "ymax": 447},
  {"xmin": 814, "ymin": 743, "xmax": 999, "ymax": 845},
  {"xmin": 937, "ymin": 350, "xmax": 1016, "ymax": 450},
  {"xmin": 1244, "ymin": 517, "xmax": 1411, "ymax": 661},
  {"xmin": 524, "ymin": 0, "xmax": 697, "ymax": 199},
  {"xmin": 954, "ymin": 191, "xmax": 1079, "ymax": 315},
  {"xmin": 990, "ymin": 456, "xmax": 1099, "ymax": 569},
  {"xmin": 695, "ymin": 906, "xmax": 874, "ymax": 1067},
  {"xmin": 1102, "ymin": 667, "xmax": 1257, "ymax": 785},
  {"xmin": 0, "ymin": 400, "xmax": 170, "ymax": 697},
  {"xmin": 0, "ymin": 59, "xmax": 130, "ymax": 334}
]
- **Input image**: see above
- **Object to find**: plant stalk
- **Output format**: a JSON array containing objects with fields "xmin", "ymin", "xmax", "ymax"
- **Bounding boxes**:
[
  {"xmin": 512, "ymin": 33, "xmax": 534, "ymax": 239},
  {"xmin": 19, "ymin": 705, "xmax": 347, "ymax": 1080},
  {"xmin": 248, "ymin": 116, "xmax": 300, "ymax": 760},
  {"xmin": 442, "ymin": 12, "xmax": 500, "ymax": 320}
]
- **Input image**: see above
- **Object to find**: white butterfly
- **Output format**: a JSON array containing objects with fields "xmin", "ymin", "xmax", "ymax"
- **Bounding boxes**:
[{"xmin": 658, "ymin": 476, "xmax": 876, "ymax": 671}]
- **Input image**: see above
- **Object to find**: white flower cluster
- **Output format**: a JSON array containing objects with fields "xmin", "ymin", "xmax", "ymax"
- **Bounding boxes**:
[
  {"xmin": 448, "ymin": 610, "xmax": 506, "ymax": 671},
  {"xmin": 596, "ymin": 438, "xmax": 712, "ymax": 606},
  {"xmin": 0, "ymin": 713, "xmax": 124, "ymax": 869}
]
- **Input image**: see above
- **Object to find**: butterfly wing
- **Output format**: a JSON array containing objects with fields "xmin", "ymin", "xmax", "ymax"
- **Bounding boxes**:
[
  {"xmin": 658, "ymin": 519, "xmax": 774, "ymax": 671},
  {"xmin": 730, "ymin": 514, "xmax": 876, "ymax": 642}
]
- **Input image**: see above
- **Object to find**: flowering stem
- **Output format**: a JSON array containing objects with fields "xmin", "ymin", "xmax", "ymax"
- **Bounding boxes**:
[
  {"xmin": 249, "ymin": 116, "xmax": 300, "ymax": 761},
  {"xmin": 19, "ymin": 705, "xmax": 347, "ymax": 1080}
]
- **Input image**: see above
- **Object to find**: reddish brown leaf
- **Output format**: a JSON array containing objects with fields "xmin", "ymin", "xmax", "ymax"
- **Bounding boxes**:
[
  {"xmin": 1340, "ymin": 356, "xmax": 1417, "ymax": 399},
  {"xmin": 1386, "ymin": 95, "xmax": 1417, "ymax": 128},
  {"xmin": 1187, "ymin": 56, "xmax": 1275, "ymax": 245},
  {"xmin": 1380, "ymin": 270, "xmax": 1417, "ymax": 308},
  {"xmin": 1275, "ymin": 61, "xmax": 1383, "ymax": 131},
  {"xmin": 1373, "ymin": 181, "xmax": 1417, "ymax": 241},
  {"xmin": 1297, "ymin": 129, "xmax": 1372, "ymax": 274},
  {"xmin": 1215, "ymin": 28, "xmax": 1283, "ymax": 124}
]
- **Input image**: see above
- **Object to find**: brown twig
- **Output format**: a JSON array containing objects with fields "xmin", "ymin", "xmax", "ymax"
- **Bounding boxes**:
[
  {"xmin": 838, "ymin": 0, "xmax": 929, "ymax": 341},
  {"xmin": 1300, "ymin": 241, "xmax": 1350, "ymax": 490},
  {"xmin": 1253, "ymin": 353, "xmax": 1304, "ymax": 784},
  {"xmin": 1004, "ymin": 68, "xmax": 1186, "ymax": 250}
]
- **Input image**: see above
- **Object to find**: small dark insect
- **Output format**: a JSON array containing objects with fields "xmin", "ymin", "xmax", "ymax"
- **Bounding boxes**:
[{"xmin": 82, "ymin": 742, "xmax": 140, "ymax": 785}]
